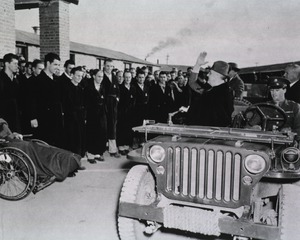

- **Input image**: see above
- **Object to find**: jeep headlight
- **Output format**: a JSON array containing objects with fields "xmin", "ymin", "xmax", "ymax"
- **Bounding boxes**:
[
  {"xmin": 149, "ymin": 145, "xmax": 165, "ymax": 163},
  {"xmin": 245, "ymin": 155, "xmax": 266, "ymax": 174},
  {"xmin": 282, "ymin": 147, "xmax": 300, "ymax": 163}
]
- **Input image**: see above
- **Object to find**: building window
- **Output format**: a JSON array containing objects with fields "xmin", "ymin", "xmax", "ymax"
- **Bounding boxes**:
[
  {"xmin": 70, "ymin": 53, "xmax": 75, "ymax": 62},
  {"xmin": 124, "ymin": 62, "xmax": 131, "ymax": 70},
  {"xmin": 97, "ymin": 58, "xmax": 101, "ymax": 69},
  {"xmin": 16, "ymin": 45, "xmax": 27, "ymax": 60}
]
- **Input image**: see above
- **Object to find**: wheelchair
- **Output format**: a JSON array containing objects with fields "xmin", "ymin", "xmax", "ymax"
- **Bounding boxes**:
[{"xmin": 0, "ymin": 139, "xmax": 56, "ymax": 201}]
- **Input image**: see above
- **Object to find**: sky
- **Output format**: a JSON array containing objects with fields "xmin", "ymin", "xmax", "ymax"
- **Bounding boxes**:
[{"xmin": 15, "ymin": 0, "xmax": 300, "ymax": 68}]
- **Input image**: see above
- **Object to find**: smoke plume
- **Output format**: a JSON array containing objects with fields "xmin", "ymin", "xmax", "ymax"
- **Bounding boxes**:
[{"xmin": 145, "ymin": 27, "xmax": 193, "ymax": 60}]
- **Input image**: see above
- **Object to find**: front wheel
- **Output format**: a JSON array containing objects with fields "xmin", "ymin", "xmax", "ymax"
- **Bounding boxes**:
[
  {"xmin": 118, "ymin": 165, "xmax": 202, "ymax": 240},
  {"xmin": 280, "ymin": 184, "xmax": 300, "ymax": 240}
]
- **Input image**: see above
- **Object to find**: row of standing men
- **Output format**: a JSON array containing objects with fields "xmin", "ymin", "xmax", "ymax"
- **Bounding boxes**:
[{"xmin": 0, "ymin": 53, "xmax": 192, "ymax": 162}]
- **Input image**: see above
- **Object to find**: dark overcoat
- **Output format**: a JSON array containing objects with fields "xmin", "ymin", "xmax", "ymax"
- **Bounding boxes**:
[
  {"xmin": 148, "ymin": 83, "xmax": 175, "ymax": 123},
  {"xmin": 117, "ymin": 84, "xmax": 136, "ymax": 146},
  {"xmin": 34, "ymin": 71, "xmax": 64, "ymax": 147},
  {"xmin": 102, "ymin": 73, "xmax": 119, "ymax": 139},
  {"xmin": 131, "ymin": 82, "xmax": 150, "ymax": 127},
  {"xmin": 62, "ymin": 81, "xmax": 86, "ymax": 156},
  {"xmin": 286, "ymin": 80, "xmax": 300, "ymax": 104},
  {"xmin": 84, "ymin": 80, "xmax": 107, "ymax": 155},
  {"xmin": 0, "ymin": 70, "xmax": 21, "ymax": 132},
  {"xmin": 188, "ymin": 82, "xmax": 234, "ymax": 127}
]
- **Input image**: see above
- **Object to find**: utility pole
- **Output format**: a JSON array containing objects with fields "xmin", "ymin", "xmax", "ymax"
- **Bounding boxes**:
[{"xmin": 166, "ymin": 54, "xmax": 169, "ymax": 65}]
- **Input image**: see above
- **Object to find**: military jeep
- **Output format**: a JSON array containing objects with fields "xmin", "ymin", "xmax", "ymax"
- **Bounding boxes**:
[{"xmin": 117, "ymin": 105, "xmax": 300, "ymax": 240}]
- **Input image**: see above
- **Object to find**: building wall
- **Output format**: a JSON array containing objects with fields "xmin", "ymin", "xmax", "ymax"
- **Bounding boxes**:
[
  {"xmin": 74, "ymin": 53, "xmax": 97, "ymax": 69},
  {"xmin": 39, "ymin": 0, "xmax": 70, "ymax": 65},
  {"xmin": 0, "ymin": 0, "xmax": 15, "ymax": 57},
  {"xmin": 25, "ymin": 44, "xmax": 159, "ymax": 72},
  {"xmin": 28, "ymin": 45, "xmax": 40, "ymax": 61}
]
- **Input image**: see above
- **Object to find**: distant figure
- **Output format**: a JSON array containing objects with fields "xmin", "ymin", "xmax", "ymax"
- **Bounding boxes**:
[
  {"xmin": 117, "ymin": 70, "xmax": 124, "ymax": 85},
  {"xmin": 284, "ymin": 63, "xmax": 300, "ymax": 104},
  {"xmin": 228, "ymin": 62, "xmax": 244, "ymax": 98}
]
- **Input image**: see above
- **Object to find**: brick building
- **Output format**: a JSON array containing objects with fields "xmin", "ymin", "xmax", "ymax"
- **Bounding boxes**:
[
  {"xmin": 16, "ymin": 29, "xmax": 159, "ymax": 71},
  {"xmin": 0, "ymin": 0, "xmax": 158, "ymax": 72}
]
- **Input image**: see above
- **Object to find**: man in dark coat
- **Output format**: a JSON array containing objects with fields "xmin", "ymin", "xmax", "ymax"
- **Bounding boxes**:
[
  {"xmin": 84, "ymin": 69, "xmax": 107, "ymax": 163},
  {"xmin": 148, "ymin": 71, "xmax": 176, "ymax": 123},
  {"xmin": 102, "ymin": 59, "xmax": 120, "ymax": 158},
  {"xmin": 33, "ymin": 53, "xmax": 64, "ymax": 148},
  {"xmin": 284, "ymin": 63, "xmax": 300, "ymax": 104},
  {"xmin": 117, "ymin": 70, "xmax": 136, "ymax": 154},
  {"xmin": 18, "ymin": 61, "xmax": 33, "ymax": 134},
  {"xmin": 185, "ymin": 52, "xmax": 234, "ymax": 127},
  {"xmin": 26, "ymin": 59, "xmax": 44, "ymax": 136},
  {"xmin": 131, "ymin": 71, "xmax": 150, "ymax": 148},
  {"xmin": 228, "ymin": 62, "xmax": 245, "ymax": 98},
  {"xmin": 61, "ymin": 66, "xmax": 85, "ymax": 156},
  {"xmin": 0, "ymin": 53, "xmax": 21, "ymax": 133},
  {"xmin": 58, "ymin": 59, "xmax": 75, "ymax": 88}
]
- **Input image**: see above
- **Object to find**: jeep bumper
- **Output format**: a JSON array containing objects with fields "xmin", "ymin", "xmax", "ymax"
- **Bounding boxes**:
[{"xmin": 119, "ymin": 202, "xmax": 280, "ymax": 239}]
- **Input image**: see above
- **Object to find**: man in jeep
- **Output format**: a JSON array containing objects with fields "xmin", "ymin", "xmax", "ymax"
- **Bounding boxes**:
[{"xmin": 268, "ymin": 77, "xmax": 300, "ymax": 140}]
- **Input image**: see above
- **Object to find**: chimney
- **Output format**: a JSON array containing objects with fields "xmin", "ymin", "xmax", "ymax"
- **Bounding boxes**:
[
  {"xmin": 32, "ymin": 26, "xmax": 40, "ymax": 35},
  {"xmin": 157, "ymin": 59, "xmax": 159, "ymax": 64}
]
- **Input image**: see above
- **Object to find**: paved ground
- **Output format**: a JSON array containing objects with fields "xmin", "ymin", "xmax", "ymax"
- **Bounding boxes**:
[
  {"xmin": 0, "ymin": 152, "xmax": 134, "ymax": 240},
  {"xmin": 0, "ymin": 151, "xmax": 229, "ymax": 240}
]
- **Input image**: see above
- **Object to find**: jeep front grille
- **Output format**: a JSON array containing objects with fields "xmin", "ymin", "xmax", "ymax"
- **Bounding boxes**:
[{"xmin": 165, "ymin": 147, "xmax": 242, "ymax": 202}]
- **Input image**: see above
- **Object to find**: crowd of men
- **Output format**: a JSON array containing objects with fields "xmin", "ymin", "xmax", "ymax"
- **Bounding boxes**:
[{"xmin": 1, "ymin": 51, "xmax": 300, "ymax": 163}]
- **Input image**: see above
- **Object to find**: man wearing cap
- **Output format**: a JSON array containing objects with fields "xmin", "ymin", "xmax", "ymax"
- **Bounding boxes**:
[
  {"xmin": 267, "ymin": 77, "xmax": 300, "ymax": 140},
  {"xmin": 284, "ymin": 63, "xmax": 300, "ymax": 104},
  {"xmin": 184, "ymin": 52, "xmax": 234, "ymax": 127},
  {"xmin": 228, "ymin": 62, "xmax": 244, "ymax": 98}
]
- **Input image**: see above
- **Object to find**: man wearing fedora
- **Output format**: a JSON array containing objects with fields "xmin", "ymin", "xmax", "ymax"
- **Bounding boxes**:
[
  {"xmin": 184, "ymin": 52, "xmax": 234, "ymax": 127},
  {"xmin": 228, "ymin": 62, "xmax": 244, "ymax": 98},
  {"xmin": 267, "ymin": 77, "xmax": 300, "ymax": 140}
]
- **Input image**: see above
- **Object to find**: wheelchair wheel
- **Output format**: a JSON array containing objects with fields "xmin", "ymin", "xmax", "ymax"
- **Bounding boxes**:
[{"xmin": 0, "ymin": 147, "xmax": 37, "ymax": 200}]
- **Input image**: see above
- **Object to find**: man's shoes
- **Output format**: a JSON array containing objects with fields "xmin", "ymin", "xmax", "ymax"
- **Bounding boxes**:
[
  {"xmin": 78, "ymin": 166, "xmax": 86, "ymax": 170},
  {"xmin": 95, "ymin": 155, "xmax": 104, "ymax": 162},
  {"xmin": 119, "ymin": 150, "xmax": 126, "ymax": 156},
  {"xmin": 87, "ymin": 158, "xmax": 97, "ymax": 164},
  {"xmin": 110, "ymin": 152, "xmax": 121, "ymax": 158}
]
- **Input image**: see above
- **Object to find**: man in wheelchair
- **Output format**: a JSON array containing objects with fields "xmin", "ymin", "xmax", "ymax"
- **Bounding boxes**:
[
  {"xmin": 0, "ymin": 118, "xmax": 85, "ymax": 200},
  {"xmin": 234, "ymin": 77, "xmax": 300, "ymax": 141}
]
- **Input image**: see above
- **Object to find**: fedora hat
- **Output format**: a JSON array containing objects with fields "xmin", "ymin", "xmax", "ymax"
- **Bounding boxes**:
[
  {"xmin": 210, "ymin": 61, "xmax": 229, "ymax": 77},
  {"xmin": 228, "ymin": 62, "xmax": 240, "ymax": 72},
  {"xmin": 268, "ymin": 77, "xmax": 290, "ymax": 89}
]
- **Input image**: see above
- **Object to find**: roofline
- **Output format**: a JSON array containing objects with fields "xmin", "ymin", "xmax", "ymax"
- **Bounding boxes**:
[
  {"xmin": 70, "ymin": 50, "xmax": 158, "ymax": 66},
  {"xmin": 15, "ymin": 0, "xmax": 79, "ymax": 10}
]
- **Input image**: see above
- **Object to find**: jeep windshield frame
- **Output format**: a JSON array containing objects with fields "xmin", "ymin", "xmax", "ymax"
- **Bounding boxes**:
[{"xmin": 133, "ymin": 123, "xmax": 295, "ymax": 145}]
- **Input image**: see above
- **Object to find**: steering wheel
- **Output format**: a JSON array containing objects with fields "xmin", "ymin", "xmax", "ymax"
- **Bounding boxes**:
[{"xmin": 243, "ymin": 103, "xmax": 287, "ymax": 131}]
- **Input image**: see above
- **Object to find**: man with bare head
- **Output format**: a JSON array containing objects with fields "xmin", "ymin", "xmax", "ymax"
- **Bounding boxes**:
[
  {"xmin": 34, "ymin": 52, "xmax": 64, "ymax": 147},
  {"xmin": 0, "ymin": 53, "xmax": 20, "ymax": 132},
  {"xmin": 102, "ymin": 59, "xmax": 120, "ymax": 158}
]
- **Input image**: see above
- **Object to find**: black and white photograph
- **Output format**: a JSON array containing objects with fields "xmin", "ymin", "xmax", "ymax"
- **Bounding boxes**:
[{"xmin": 1, "ymin": 0, "xmax": 300, "ymax": 239}]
